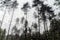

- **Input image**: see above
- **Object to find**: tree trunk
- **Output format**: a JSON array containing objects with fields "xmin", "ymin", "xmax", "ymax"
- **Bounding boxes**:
[
  {"xmin": 25, "ymin": 12, "xmax": 28, "ymax": 40},
  {"xmin": 44, "ymin": 21, "xmax": 48, "ymax": 31},
  {"xmin": 38, "ymin": 7, "xmax": 40, "ymax": 33},
  {"xmin": 44, "ymin": 20, "xmax": 46, "ymax": 31},
  {"xmin": 0, "ymin": 7, "xmax": 7, "ymax": 28},
  {"xmin": 38, "ymin": 7, "xmax": 40, "ymax": 39},
  {"xmin": 6, "ymin": 8, "xmax": 14, "ymax": 40},
  {"xmin": 46, "ymin": 20, "xmax": 48, "ymax": 31},
  {"xmin": 38, "ymin": 15, "xmax": 40, "ymax": 33}
]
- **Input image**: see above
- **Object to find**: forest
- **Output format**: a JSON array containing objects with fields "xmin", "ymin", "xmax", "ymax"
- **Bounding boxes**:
[{"xmin": 0, "ymin": 0, "xmax": 60, "ymax": 40}]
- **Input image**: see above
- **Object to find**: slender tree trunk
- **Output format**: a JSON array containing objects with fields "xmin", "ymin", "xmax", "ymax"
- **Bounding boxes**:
[
  {"xmin": 49, "ymin": 14, "xmax": 51, "ymax": 30},
  {"xmin": 38, "ymin": 7, "xmax": 40, "ymax": 33},
  {"xmin": 46, "ymin": 20, "xmax": 48, "ymax": 31},
  {"xmin": 38, "ymin": 16, "xmax": 40, "ymax": 33},
  {"xmin": 44, "ymin": 20, "xmax": 48, "ymax": 31},
  {"xmin": 26, "ymin": 13, "xmax": 27, "ymax": 20},
  {"xmin": 0, "ymin": 7, "xmax": 7, "ymax": 28},
  {"xmin": 0, "ymin": 7, "xmax": 7, "ymax": 40},
  {"xmin": 37, "ymin": 7, "xmax": 40, "ymax": 39},
  {"xmin": 38, "ymin": 14, "xmax": 40, "ymax": 39},
  {"xmin": 43, "ymin": 17, "xmax": 46, "ymax": 31},
  {"xmin": 25, "ymin": 12, "xmax": 27, "ymax": 40},
  {"xmin": 6, "ymin": 8, "xmax": 14, "ymax": 40},
  {"xmin": 43, "ymin": 12, "xmax": 46, "ymax": 31},
  {"xmin": 44, "ymin": 20, "xmax": 49, "ymax": 40}
]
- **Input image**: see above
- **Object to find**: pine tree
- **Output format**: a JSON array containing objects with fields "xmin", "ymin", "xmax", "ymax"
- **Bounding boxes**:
[
  {"xmin": 32, "ymin": 0, "xmax": 55, "ymax": 32},
  {"xmin": 6, "ymin": 0, "xmax": 18, "ymax": 40},
  {"xmin": 32, "ymin": 0, "xmax": 43, "ymax": 33},
  {"xmin": 21, "ymin": 2, "xmax": 31, "ymax": 20},
  {"xmin": 0, "ymin": 0, "xmax": 11, "ymax": 28},
  {"xmin": 21, "ymin": 2, "xmax": 31, "ymax": 40}
]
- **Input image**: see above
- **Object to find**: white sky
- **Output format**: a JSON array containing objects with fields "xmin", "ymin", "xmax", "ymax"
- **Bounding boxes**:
[{"xmin": 0, "ymin": 0, "xmax": 59, "ymax": 34}]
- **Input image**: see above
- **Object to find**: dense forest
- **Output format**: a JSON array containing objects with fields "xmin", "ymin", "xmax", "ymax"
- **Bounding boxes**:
[{"xmin": 0, "ymin": 0, "xmax": 60, "ymax": 40}]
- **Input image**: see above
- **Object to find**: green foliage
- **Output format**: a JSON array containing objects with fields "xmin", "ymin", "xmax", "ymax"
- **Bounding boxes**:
[
  {"xmin": 54, "ymin": 0, "xmax": 60, "ymax": 6},
  {"xmin": 42, "ymin": 19, "xmax": 60, "ymax": 40},
  {"xmin": 21, "ymin": 2, "xmax": 31, "ymax": 15},
  {"xmin": 0, "ymin": 28, "xmax": 6, "ymax": 40},
  {"xmin": 19, "ymin": 19, "xmax": 60, "ymax": 40},
  {"xmin": 1, "ymin": 0, "xmax": 60, "ymax": 40}
]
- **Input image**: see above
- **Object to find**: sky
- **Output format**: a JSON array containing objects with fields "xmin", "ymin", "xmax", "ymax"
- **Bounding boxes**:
[{"xmin": 0, "ymin": 0, "xmax": 59, "ymax": 34}]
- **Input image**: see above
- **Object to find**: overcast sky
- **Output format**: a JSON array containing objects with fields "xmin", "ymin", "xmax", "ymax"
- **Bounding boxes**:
[{"xmin": 0, "ymin": 0, "xmax": 59, "ymax": 34}]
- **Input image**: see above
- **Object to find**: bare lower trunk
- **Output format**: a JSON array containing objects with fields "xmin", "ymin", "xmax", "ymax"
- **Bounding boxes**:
[
  {"xmin": 0, "ymin": 7, "xmax": 7, "ymax": 40},
  {"xmin": 37, "ymin": 7, "xmax": 40, "ymax": 39},
  {"xmin": 26, "ymin": 13, "xmax": 27, "ymax": 40},
  {"xmin": 6, "ymin": 8, "xmax": 14, "ymax": 40},
  {"xmin": 44, "ymin": 20, "xmax": 46, "ymax": 31},
  {"xmin": 0, "ymin": 7, "xmax": 7, "ymax": 28},
  {"xmin": 46, "ymin": 21, "xmax": 48, "ymax": 31},
  {"xmin": 38, "ymin": 15, "xmax": 40, "ymax": 33}
]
